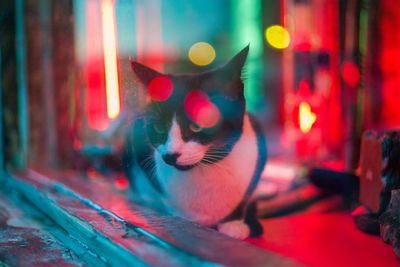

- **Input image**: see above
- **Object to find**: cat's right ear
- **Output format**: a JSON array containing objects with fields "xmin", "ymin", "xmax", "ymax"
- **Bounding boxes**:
[{"xmin": 130, "ymin": 59, "xmax": 162, "ymax": 85}]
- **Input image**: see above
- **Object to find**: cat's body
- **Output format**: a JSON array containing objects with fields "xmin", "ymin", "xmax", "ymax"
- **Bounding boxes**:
[{"xmin": 123, "ymin": 46, "xmax": 267, "ymax": 239}]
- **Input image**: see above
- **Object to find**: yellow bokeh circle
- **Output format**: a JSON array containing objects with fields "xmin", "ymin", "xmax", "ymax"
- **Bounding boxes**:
[
  {"xmin": 188, "ymin": 42, "xmax": 216, "ymax": 66},
  {"xmin": 265, "ymin": 25, "xmax": 291, "ymax": 49}
]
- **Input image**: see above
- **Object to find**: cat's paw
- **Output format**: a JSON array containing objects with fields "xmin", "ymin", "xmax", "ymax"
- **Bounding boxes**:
[{"xmin": 218, "ymin": 220, "xmax": 250, "ymax": 240}]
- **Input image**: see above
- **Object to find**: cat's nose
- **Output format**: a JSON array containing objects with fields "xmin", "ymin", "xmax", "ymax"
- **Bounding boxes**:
[{"xmin": 162, "ymin": 153, "xmax": 180, "ymax": 165}]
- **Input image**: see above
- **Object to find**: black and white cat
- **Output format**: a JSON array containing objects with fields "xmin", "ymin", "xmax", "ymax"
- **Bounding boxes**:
[{"xmin": 123, "ymin": 46, "xmax": 267, "ymax": 239}]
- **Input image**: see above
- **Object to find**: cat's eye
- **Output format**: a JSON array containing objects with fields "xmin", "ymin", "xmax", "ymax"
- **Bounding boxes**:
[
  {"xmin": 189, "ymin": 123, "xmax": 202, "ymax": 133},
  {"xmin": 153, "ymin": 123, "xmax": 165, "ymax": 134}
]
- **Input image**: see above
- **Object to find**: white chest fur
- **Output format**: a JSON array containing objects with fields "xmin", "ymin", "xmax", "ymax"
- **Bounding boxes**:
[{"xmin": 154, "ymin": 114, "xmax": 258, "ymax": 226}]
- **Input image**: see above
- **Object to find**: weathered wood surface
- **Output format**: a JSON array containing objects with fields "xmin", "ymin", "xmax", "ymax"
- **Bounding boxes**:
[
  {"xmin": 4, "ymin": 172, "xmax": 197, "ymax": 267},
  {"xmin": 0, "ymin": 189, "xmax": 84, "ymax": 266},
  {"xmin": 5, "ymin": 170, "xmax": 304, "ymax": 267}
]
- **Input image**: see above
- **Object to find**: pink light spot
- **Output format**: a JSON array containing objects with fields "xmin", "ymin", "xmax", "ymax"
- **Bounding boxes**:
[
  {"xmin": 114, "ymin": 178, "xmax": 129, "ymax": 190},
  {"xmin": 148, "ymin": 76, "xmax": 173, "ymax": 102},
  {"xmin": 184, "ymin": 90, "xmax": 221, "ymax": 128}
]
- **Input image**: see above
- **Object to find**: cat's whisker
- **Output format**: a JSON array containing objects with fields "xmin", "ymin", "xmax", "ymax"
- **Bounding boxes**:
[
  {"xmin": 205, "ymin": 153, "xmax": 233, "ymax": 167},
  {"xmin": 202, "ymin": 157, "xmax": 224, "ymax": 163},
  {"xmin": 198, "ymin": 162, "xmax": 224, "ymax": 177},
  {"xmin": 200, "ymin": 162, "xmax": 232, "ymax": 178},
  {"xmin": 200, "ymin": 158, "xmax": 233, "ymax": 176},
  {"xmin": 140, "ymin": 154, "xmax": 152, "ymax": 165},
  {"xmin": 204, "ymin": 151, "xmax": 227, "ymax": 156},
  {"xmin": 203, "ymin": 154, "xmax": 226, "ymax": 161},
  {"xmin": 140, "ymin": 154, "xmax": 155, "ymax": 170}
]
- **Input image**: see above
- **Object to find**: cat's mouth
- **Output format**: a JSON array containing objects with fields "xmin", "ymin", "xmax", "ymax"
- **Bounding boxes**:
[
  {"xmin": 160, "ymin": 153, "xmax": 198, "ymax": 171},
  {"xmin": 171, "ymin": 163, "xmax": 196, "ymax": 171}
]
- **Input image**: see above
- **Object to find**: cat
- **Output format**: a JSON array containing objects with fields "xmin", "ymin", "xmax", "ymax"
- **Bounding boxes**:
[{"xmin": 123, "ymin": 45, "xmax": 267, "ymax": 239}]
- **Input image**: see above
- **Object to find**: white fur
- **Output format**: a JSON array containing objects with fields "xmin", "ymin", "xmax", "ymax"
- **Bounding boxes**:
[
  {"xmin": 151, "ymin": 114, "xmax": 258, "ymax": 226},
  {"xmin": 218, "ymin": 220, "xmax": 250, "ymax": 240},
  {"xmin": 158, "ymin": 117, "xmax": 209, "ymax": 165}
]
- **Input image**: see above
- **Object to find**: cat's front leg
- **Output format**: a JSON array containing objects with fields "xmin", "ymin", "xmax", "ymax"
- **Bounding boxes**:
[
  {"xmin": 217, "ymin": 201, "xmax": 263, "ymax": 239},
  {"xmin": 217, "ymin": 220, "xmax": 250, "ymax": 240}
]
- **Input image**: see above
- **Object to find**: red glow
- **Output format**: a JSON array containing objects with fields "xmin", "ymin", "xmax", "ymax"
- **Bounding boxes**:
[
  {"xmin": 73, "ymin": 138, "xmax": 82, "ymax": 150},
  {"xmin": 247, "ymin": 213, "xmax": 398, "ymax": 267},
  {"xmin": 184, "ymin": 90, "xmax": 220, "ymax": 128},
  {"xmin": 342, "ymin": 61, "xmax": 360, "ymax": 87},
  {"xmin": 379, "ymin": 0, "xmax": 400, "ymax": 128},
  {"xmin": 148, "ymin": 76, "xmax": 173, "ymax": 101},
  {"xmin": 293, "ymin": 41, "xmax": 312, "ymax": 52},
  {"xmin": 101, "ymin": 0, "xmax": 120, "ymax": 119},
  {"xmin": 85, "ymin": 1, "xmax": 109, "ymax": 131},
  {"xmin": 85, "ymin": 60, "xmax": 108, "ymax": 131},
  {"xmin": 87, "ymin": 168, "xmax": 102, "ymax": 179},
  {"xmin": 298, "ymin": 80, "xmax": 311, "ymax": 97},
  {"xmin": 114, "ymin": 178, "xmax": 129, "ymax": 190},
  {"xmin": 195, "ymin": 104, "xmax": 220, "ymax": 129}
]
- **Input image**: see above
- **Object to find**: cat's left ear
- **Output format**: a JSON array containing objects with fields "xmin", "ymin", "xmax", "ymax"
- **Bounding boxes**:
[{"xmin": 130, "ymin": 59, "xmax": 162, "ymax": 86}]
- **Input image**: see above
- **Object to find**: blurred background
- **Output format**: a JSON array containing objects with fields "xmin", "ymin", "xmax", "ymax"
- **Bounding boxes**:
[
  {"xmin": 2, "ymin": 1, "xmax": 400, "ymax": 264},
  {"xmin": 1, "ymin": 0, "xmax": 399, "ymax": 182}
]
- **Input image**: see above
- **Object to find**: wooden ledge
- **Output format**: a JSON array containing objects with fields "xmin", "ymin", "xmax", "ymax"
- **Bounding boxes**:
[{"xmin": 4, "ymin": 170, "xmax": 303, "ymax": 267}]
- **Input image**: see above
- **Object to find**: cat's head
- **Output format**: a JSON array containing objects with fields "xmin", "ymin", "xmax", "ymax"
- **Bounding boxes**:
[{"xmin": 130, "ymin": 46, "xmax": 249, "ymax": 171}]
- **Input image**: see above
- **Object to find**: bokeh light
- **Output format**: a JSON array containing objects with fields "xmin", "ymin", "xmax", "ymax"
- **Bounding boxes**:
[
  {"xmin": 342, "ymin": 61, "xmax": 360, "ymax": 87},
  {"xmin": 299, "ymin": 101, "xmax": 316, "ymax": 134},
  {"xmin": 265, "ymin": 25, "xmax": 291, "ymax": 49},
  {"xmin": 184, "ymin": 90, "xmax": 220, "ymax": 128},
  {"xmin": 188, "ymin": 42, "xmax": 216, "ymax": 66},
  {"xmin": 148, "ymin": 76, "xmax": 173, "ymax": 102},
  {"xmin": 114, "ymin": 177, "xmax": 129, "ymax": 191}
]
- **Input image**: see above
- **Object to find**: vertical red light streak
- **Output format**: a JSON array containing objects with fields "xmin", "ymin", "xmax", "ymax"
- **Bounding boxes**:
[
  {"xmin": 101, "ymin": 0, "xmax": 120, "ymax": 119},
  {"xmin": 85, "ymin": 0, "xmax": 108, "ymax": 131}
]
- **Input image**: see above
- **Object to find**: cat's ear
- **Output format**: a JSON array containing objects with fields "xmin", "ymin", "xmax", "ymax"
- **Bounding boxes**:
[
  {"xmin": 211, "ymin": 45, "xmax": 249, "ymax": 99},
  {"xmin": 220, "ymin": 45, "xmax": 249, "ymax": 80},
  {"xmin": 130, "ymin": 59, "xmax": 162, "ymax": 85}
]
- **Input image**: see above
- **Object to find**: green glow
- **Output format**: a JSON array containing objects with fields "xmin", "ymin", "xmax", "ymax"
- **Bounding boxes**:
[
  {"xmin": 359, "ymin": 9, "xmax": 368, "ymax": 55},
  {"xmin": 231, "ymin": 0, "xmax": 264, "ymax": 114},
  {"xmin": 0, "ymin": 49, "xmax": 3, "ymax": 171},
  {"xmin": 16, "ymin": 0, "xmax": 28, "ymax": 169}
]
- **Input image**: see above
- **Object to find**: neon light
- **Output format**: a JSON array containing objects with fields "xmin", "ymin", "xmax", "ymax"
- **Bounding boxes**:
[
  {"xmin": 231, "ymin": 0, "xmax": 264, "ymax": 113},
  {"xmin": 101, "ymin": 0, "xmax": 120, "ymax": 119},
  {"xmin": 16, "ymin": 0, "xmax": 28, "ymax": 168},
  {"xmin": 85, "ymin": 0, "xmax": 108, "ymax": 131},
  {"xmin": 299, "ymin": 101, "xmax": 316, "ymax": 133},
  {"xmin": 0, "ymin": 50, "xmax": 3, "ymax": 170},
  {"xmin": 359, "ymin": 8, "xmax": 368, "ymax": 56}
]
